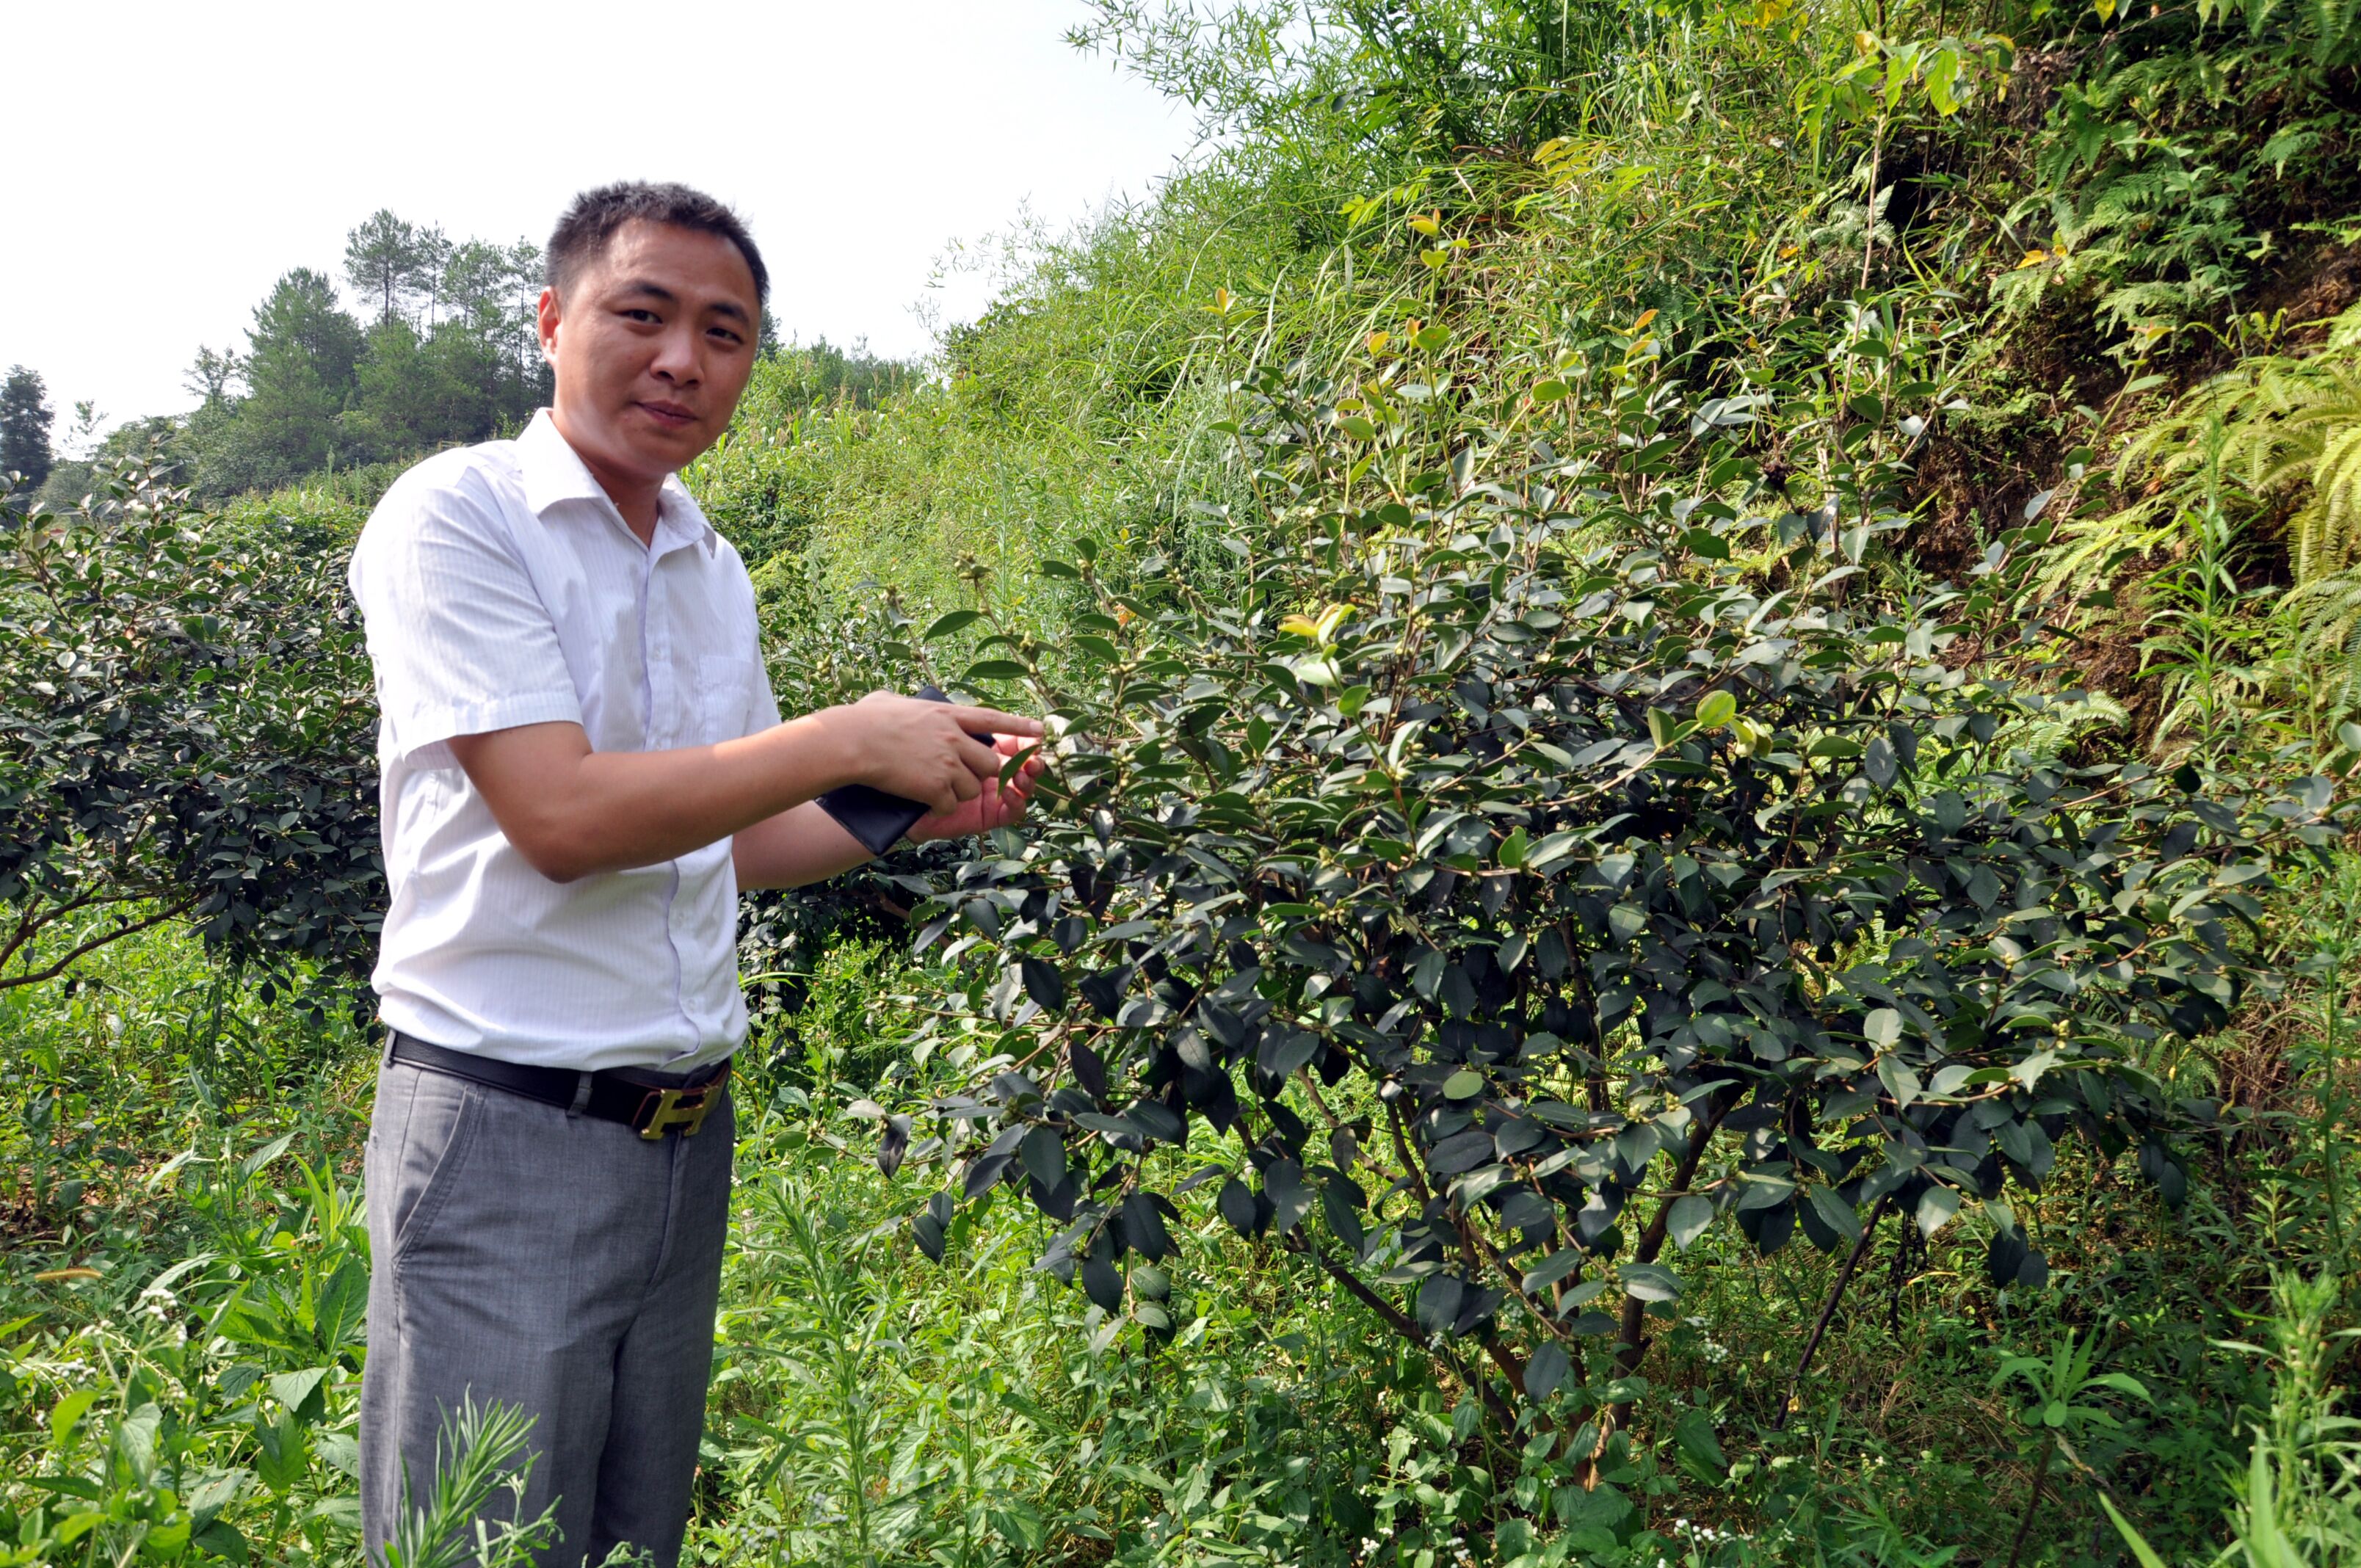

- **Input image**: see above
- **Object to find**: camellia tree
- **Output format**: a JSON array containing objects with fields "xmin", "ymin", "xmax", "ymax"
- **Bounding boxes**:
[
  {"xmin": 0, "ymin": 455, "xmax": 381, "ymax": 994},
  {"xmin": 815, "ymin": 328, "xmax": 2340, "ymax": 1473}
]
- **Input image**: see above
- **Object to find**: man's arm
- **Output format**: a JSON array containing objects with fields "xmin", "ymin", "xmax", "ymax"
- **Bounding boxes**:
[
  {"xmin": 447, "ymin": 692, "xmax": 1038, "ymax": 884},
  {"xmin": 730, "ymin": 733, "xmax": 1045, "ymax": 889}
]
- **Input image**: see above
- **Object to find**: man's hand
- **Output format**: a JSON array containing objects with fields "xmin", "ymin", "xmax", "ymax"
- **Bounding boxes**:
[
  {"xmin": 834, "ymin": 690, "xmax": 1037, "ymax": 814},
  {"xmin": 908, "ymin": 733, "xmax": 1045, "ymax": 841},
  {"xmin": 730, "ymin": 730, "xmax": 1043, "ymax": 888}
]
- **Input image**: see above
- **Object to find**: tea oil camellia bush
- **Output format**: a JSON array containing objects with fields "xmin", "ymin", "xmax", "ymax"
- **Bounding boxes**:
[
  {"xmin": 877, "ymin": 346, "xmax": 2347, "ymax": 1469},
  {"xmin": 0, "ymin": 458, "xmax": 380, "ymax": 995}
]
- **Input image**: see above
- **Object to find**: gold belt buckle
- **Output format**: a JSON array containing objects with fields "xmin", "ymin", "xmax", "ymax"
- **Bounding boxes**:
[{"xmin": 636, "ymin": 1084, "xmax": 717, "ymax": 1139}]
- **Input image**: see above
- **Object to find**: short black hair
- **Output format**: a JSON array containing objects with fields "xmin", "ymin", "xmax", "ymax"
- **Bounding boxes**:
[{"xmin": 546, "ymin": 181, "xmax": 769, "ymax": 305}]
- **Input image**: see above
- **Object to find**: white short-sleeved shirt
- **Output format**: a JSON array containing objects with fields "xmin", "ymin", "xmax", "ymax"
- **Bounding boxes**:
[{"xmin": 347, "ymin": 409, "xmax": 782, "ymax": 1072}]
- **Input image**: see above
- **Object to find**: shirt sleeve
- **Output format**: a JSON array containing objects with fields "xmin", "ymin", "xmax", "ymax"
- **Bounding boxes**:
[
  {"xmin": 722, "ymin": 542, "xmax": 782, "ymax": 736},
  {"xmin": 349, "ymin": 470, "xmax": 582, "ymax": 767},
  {"xmin": 748, "ymin": 669, "xmax": 783, "ymax": 734}
]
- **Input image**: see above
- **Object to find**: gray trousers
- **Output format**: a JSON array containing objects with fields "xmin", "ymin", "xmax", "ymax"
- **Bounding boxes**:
[{"xmin": 360, "ymin": 1055, "xmax": 733, "ymax": 1567}]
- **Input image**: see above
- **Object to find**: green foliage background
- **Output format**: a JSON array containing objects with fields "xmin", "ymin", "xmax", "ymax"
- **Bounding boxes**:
[{"xmin": 7, "ymin": 0, "xmax": 2361, "ymax": 1563}]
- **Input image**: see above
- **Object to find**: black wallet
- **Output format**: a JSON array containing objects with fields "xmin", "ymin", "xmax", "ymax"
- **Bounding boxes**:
[{"xmin": 814, "ymin": 686, "xmax": 998, "ymax": 855}]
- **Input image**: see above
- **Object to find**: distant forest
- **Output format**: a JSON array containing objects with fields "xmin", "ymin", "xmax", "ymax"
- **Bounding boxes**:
[{"xmin": 2, "ymin": 208, "xmax": 908, "ymax": 508}]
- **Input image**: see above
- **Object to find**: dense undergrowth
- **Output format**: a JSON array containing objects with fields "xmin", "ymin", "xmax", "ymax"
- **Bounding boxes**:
[{"xmin": 7, "ymin": 0, "xmax": 2361, "ymax": 1562}]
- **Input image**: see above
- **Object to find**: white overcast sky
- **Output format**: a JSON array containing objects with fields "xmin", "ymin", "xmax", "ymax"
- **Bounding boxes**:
[{"xmin": 10, "ymin": 1, "xmax": 1194, "ymax": 439}]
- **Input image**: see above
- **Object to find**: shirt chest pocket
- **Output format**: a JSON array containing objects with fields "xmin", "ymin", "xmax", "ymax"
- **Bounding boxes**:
[{"xmin": 694, "ymin": 654, "xmax": 756, "ymax": 745}]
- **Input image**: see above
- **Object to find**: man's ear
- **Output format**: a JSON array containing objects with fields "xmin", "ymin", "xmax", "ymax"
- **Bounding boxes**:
[{"xmin": 536, "ymin": 286, "xmax": 562, "ymax": 365}]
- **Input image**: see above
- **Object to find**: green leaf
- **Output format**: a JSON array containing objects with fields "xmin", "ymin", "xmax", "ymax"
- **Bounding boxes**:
[
  {"xmin": 1443, "ymin": 1069, "xmax": 1484, "ymax": 1100},
  {"xmin": 1321, "ymin": 1179, "xmax": 1367, "ymax": 1254},
  {"xmin": 2097, "ymin": 1493, "xmax": 2173, "ymax": 1568},
  {"xmin": 1260, "ymin": 1028, "xmax": 1321, "ymax": 1078},
  {"xmin": 1674, "ymin": 1408, "xmax": 1728, "ymax": 1476},
  {"xmin": 991, "ymin": 1501, "xmax": 1051, "ymax": 1553},
  {"xmin": 1667, "ymin": 1194, "xmax": 1713, "ymax": 1252},
  {"xmin": 252, "ymin": 1412, "xmax": 310, "ymax": 1495},
  {"xmin": 923, "ymin": 609, "xmax": 983, "ymax": 641},
  {"xmin": 1864, "ymin": 1008, "xmax": 1902, "ymax": 1050},
  {"xmin": 1019, "ymin": 957, "xmax": 1065, "ymax": 1010},
  {"xmin": 1807, "ymin": 1186, "xmax": 1863, "ymax": 1244},
  {"xmin": 49, "ymin": 1388, "xmax": 97, "ymax": 1449},
  {"xmin": 1620, "ymin": 1263, "xmax": 1683, "ymax": 1302},
  {"xmin": 193, "ymin": 1520, "xmax": 251, "ymax": 1564},
  {"xmin": 1264, "ymin": 1159, "xmax": 1314, "ymax": 1234},
  {"xmin": 1081, "ymin": 1250, "xmax": 1124, "ymax": 1313},
  {"xmin": 1876, "ymin": 1055, "xmax": 1922, "ymax": 1109},
  {"xmin": 1681, "ymin": 527, "xmax": 1732, "ymax": 561},
  {"xmin": 1925, "ymin": 46, "xmax": 1962, "ymax": 115},
  {"xmin": 1694, "ymin": 690, "xmax": 1736, "ymax": 730},
  {"xmin": 1526, "ymin": 1341, "xmax": 1572, "ymax": 1399},
  {"xmin": 2088, "ymin": 1372, "xmax": 2155, "ymax": 1404},
  {"xmin": 1523, "ymin": 830, "xmax": 1582, "ymax": 871},
  {"xmin": 1522, "ymin": 1247, "xmax": 1584, "ymax": 1294},
  {"xmin": 1020, "ymin": 1125, "xmax": 1066, "ymax": 1189},
  {"xmin": 268, "ymin": 1367, "xmax": 330, "ymax": 1425},
  {"xmin": 1219, "ymin": 1178, "xmax": 1259, "ymax": 1236},
  {"xmin": 962, "ymin": 659, "xmax": 1031, "ymax": 681},
  {"xmin": 1865, "ymin": 735, "xmax": 1898, "ymax": 787},
  {"xmin": 1416, "ymin": 1273, "xmax": 1464, "ymax": 1334},
  {"xmin": 1915, "ymin": 1185, "xmax": 1960, "ymax": 1238},
  {"xmin": 912, "ymin": 1210, "xmax": 946, "ymax": 1262}
]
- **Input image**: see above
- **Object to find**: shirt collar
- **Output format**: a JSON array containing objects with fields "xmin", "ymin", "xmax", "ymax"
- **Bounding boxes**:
[{"xmin": 518, "ymin": 409, "xmax": 719, "ymax": 556}]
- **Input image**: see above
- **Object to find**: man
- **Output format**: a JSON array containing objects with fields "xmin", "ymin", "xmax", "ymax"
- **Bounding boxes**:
[{"xmin": 347, "ymin": 181, "xmax": 1041, "ymax": 1566}]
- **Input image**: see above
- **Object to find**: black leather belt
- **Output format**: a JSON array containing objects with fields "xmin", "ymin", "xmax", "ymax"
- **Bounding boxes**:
[{"xmin": 387, "ymin": 1032, "xmax": 730, "ymax": 1139}]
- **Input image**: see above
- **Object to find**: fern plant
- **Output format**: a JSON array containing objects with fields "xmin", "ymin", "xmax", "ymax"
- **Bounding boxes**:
[
  {"xmin": 2037, "ymin": 306, "xmax": 2361, "ymax": 742},
  {"xmin": 2288, "ymin": 567, "xmax": 2361, "ymax": 738},
  {"xmin": 1998, "ymin": 0, "xmax": 2361, "ymax": 351},
  {"xmin": 2119, "ymin": 305, "xmax": 2361, "ymax": 582}
]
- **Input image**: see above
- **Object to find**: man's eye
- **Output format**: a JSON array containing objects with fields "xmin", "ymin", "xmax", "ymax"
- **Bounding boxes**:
[{"xmin": 621, "ymin": 308, "xmax": 660, "ymax": 323}]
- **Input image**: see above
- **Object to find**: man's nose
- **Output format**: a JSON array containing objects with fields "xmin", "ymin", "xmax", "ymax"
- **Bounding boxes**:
[{"xmin": 650, "ymin": 325, "xmax": 702, "ymax": 386}]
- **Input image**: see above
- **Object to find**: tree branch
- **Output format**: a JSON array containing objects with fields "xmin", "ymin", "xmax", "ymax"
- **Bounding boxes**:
[
  {"xmin": 1584, "ymin": 1098, "xmax": 1731, "ymax": 1475},
  {"xmin": 1613, "ymin": 1100, "xmax": 1730, "ymax": 1381},
  {"xmin": 1771, "ymin": 1191, "xmax": 1895, "ymax": 1431},
  {"xmin": 0, "ymin": 897, "xmax": 199, "ymax": 992},
  {"xmin": 1283, "ymin": 1232, "xmax": 1520, "ymax": 1432}
]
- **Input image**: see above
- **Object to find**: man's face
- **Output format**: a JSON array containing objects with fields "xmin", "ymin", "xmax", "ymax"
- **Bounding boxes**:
[{"xmin": 537, "ymin": 219, "xmax": 759, "ymax": 487}]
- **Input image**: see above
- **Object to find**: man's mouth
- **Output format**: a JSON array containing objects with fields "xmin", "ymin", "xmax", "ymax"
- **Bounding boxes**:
[{"xmin": 636, "ymin": 400, "xmax": 697, "ymax": 429}]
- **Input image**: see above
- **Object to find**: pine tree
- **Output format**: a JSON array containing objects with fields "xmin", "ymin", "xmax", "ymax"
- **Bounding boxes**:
[
  {"xmin": 344, "ymin": 209, "xmax": 435, "ymax": 326},
  {"xmin": 184, "ymin": 346, "xmax": 243, "ymax": 409},
  {"xmin": 0, "ymin": 366, "xmax": 54, "ymax": 492},
  {"xmin": 208, "ymin": 269, "xmax": 367, "ymax": 489}
]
